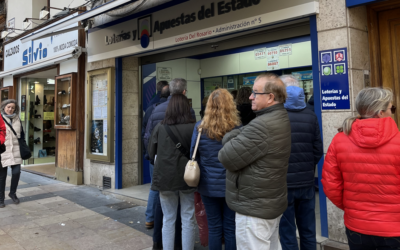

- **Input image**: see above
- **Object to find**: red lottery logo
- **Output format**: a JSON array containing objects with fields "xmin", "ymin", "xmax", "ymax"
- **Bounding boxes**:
[{"xmin": 335, "ymin": 52, "xmax": 344, "ymax": 62}]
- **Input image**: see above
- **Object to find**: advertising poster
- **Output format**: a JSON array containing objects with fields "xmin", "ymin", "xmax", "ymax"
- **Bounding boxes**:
[
  {"xmin": 319, "ymin": 48, "xmax": 350, "ymax": 110},
  {"xmin": 254, "ymin": 48, "xmax": 266, "ymax": 60},
  {"xmin": 243, "ymin": 76, "xmax": 257, "ymax": 85},
  {"xmin": 91, "ymin": 120, "xmax": 103, "ymax": 154},
  {"xmin": 267, "ymin": 47, "xmax": 280, "ymax": 70}
]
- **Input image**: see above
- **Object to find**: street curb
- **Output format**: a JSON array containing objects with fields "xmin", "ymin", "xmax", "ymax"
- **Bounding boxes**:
[{"xmin": 102, "ymin": 190, "xmax": 148, "ymax": 207}]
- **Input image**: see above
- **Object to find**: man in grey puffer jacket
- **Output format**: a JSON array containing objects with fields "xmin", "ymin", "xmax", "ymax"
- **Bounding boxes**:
[{"xmin": 218, "ymin": 73, "xmax": 291, "ymax": 250}]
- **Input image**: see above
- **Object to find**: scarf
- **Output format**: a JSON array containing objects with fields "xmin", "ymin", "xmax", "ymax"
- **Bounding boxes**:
[{"xmin": 1, "ymin": 112, "xmax": 17, "ymax": 119}]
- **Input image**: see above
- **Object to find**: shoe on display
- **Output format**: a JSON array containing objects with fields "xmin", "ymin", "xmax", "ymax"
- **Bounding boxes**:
[
  {"xmin": 68, "ymin": 87, "xmax": 71, "ymax": 94},
  {"xmin": 64, "ymin": 115, "xmax": 70, "ymax": 121},
  {"xmin": 35, "ymin": 110, "xmax": 37, "ymax": 114},
  {"xmin": 43, "ymin": 129, "xmax": 51, "ymax": 133},
  {"xmin": 34, "ymin": 115, "xmax": 42, "ymax": 118},
  {"xmin": 34, "ymin": 137, "xmax": 41, "ymax": 144},
  {"xmin": 35, "ymin": 95, "xmax": 41, "ymax": 105},
  {"xmin": 34, "ymin": 127, "xmax": 41, "ymax": 132},
  {"xmin": 44, "ymin": 95, "xmax": 47, "ymax": 105},
  {"xmin": 29, "ymin": 122, "xmax": 34, "ymax": 129},
  {"xmin": 58, "ymin": 90, "xmax": 66, "ymax": 95},
  {"xmin": 62, "ymin": 104, "xmax": 70, "ymax": 109},
  {"xmin": 8, "ymin": 194, "xmax": 20, "ymax": 204}
]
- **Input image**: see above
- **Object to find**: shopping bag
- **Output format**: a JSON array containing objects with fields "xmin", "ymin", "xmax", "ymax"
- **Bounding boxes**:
[{"xmin": 194, "ymin": 192, "xmax": 209, "ymax": 247}]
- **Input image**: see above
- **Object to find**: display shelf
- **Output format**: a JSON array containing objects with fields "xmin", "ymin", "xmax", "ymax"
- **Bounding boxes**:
[{"xmin": 54, "ymin": 73, "xmax": 76, "ymax": 129}]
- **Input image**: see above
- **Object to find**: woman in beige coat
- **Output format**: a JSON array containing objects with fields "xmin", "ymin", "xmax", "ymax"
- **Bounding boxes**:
[{"xmin": 0, "ymin": 99, "xmax": 23, "ymax": 207}]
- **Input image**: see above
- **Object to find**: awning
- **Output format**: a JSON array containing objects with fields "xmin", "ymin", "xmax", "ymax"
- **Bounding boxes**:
[
  {"xmin": 21, "ymin": 0, "xmax": 136, "ymax": 43},
  {"xmin": 0, "ymin": 47, "xmax": 83, "ymax": 78}
]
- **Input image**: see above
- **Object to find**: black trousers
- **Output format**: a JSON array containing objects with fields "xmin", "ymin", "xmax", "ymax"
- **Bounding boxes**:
[
  {"xmin": 346, "ymin": 228, "xmax": 400, "ymax": 250},
  {"xmin": 0, "ymin": 164, "xmax": 21, "ymax": 201}
]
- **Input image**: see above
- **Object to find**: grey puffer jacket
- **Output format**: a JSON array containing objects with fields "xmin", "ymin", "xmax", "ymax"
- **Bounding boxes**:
[
  {"xmin": 148, "ymin": 122, "xmax": 196, "ymax": 192},
  {"xmin": 218, "ymin": 103, "xmax": 291, "ymax": 220}
]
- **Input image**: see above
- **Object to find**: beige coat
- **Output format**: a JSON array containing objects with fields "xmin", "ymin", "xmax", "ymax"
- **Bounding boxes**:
[{"xmin": 1, "ymin": 115, "xmax": 22, "ymax": 167}]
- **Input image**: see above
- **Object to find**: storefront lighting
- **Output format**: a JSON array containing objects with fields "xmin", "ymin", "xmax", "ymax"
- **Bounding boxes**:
[
  {"xmin": 34, "ymin": 81, "xmax": 39, "ymax": 84},
  {"xmin": 47, "ymin": 79, "xmax": 55, "ymax": 84}
]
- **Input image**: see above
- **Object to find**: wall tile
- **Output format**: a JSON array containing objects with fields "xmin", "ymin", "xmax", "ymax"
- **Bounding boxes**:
[
  {"xmin": 318, "ymin": 28, "xmax": 348, "ymax": 51},
  {"xmin": 122, "ymin": 115, "xmax": 139, "ymax": 140},
  {"xmin": 350, "ymin": 69, "xmax": 365, "ymax": 113},
  {"xmin": 122, "ymin": 93, "xmax": 139, "ymax": 116},
  {"xmin": 122, "ymin": 70, "xmax": 139, "ymax": 93},
  {"xmin": 122, "ymin": 56, "xmax": 139, "ymax": 70},
  {"xmin": 89, "ymin": 162, "xmax": 116, "ymax": 188},
  {"xmin": 317, "ymin": 0, "xmax": 347, "ymax": 31},
  {"xmin": 87, "ymin": 61, "xmax": 103, "ymax": 71},
  {"xmin": 322, "ymin": 112, "xmax": 352, "ymax": 153},
  {"xmin": 103, "ymin": 58, "xmax": 116, "ymax": 68},
  {"xmin": 349, "ymin": 28, "xmax": 370, "ymax": 70},
  {"xmin": 348, "ymin": 5, "xmax": 368, "ymax": 31},
  {"xmin": 327, "ymin": 199, "xmax": 348, "ymax": 243},
  {"xmin": 122, "ymin": 139, "xmax": 138, "ymax": 164},
  {"xmin": 122, "ymin": 163, "xmax": 138, "ymax": 188}
]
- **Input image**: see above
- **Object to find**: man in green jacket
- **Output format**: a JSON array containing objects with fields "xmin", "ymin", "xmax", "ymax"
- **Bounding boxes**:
[{"xmin": 218, "ymin": 73, "xmax": 291, "ymax": 250}]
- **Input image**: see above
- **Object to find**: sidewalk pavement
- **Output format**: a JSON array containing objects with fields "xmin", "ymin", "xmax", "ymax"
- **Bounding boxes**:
[{"xmin": 0, "ymin": 170, "xmax": 153, "ymax": 250}]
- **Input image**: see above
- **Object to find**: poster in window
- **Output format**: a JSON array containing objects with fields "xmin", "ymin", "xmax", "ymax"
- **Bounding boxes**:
[{"xmin": 91, "ymin": 120, "xmax": 103, "ymax": 154}]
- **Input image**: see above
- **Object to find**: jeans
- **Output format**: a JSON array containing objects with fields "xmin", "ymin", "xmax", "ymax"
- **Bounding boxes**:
[
  {"xmin": 279, "ymin": 186, "xmax": 316, "ymax": 250},
  {"xmin": 0, "ymin": 165, "xmax": 21, "ymax": 201},
  {"xmin": 236, "ymin": 213, "xmax": 282, "ymax": 250},
  {"xmin": 346, "ymin": 228, "xmax": 400, "ymax": 250},
  {"xmin": 146, "ymin": 163, "xmax": 159, "ymax": 223},
  {"xmin": 201, "ymin": 195, "xmax": 236, "ymax": 250},
  {"xmin": 160, "ymin": 190, "xmax": 196, "ymax": 250}
]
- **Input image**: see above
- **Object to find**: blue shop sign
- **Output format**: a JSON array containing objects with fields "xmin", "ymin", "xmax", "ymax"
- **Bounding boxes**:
[
  {"xmin": 319, "ymin": 47, "xmax": 350, "ymax": 110},
  {"xmin": 347, "ymin": 0, "xmax": 381, "ymax": 7},
  {"xmin": 243, "ymin": 76, "xmax": 257, "ymax": 85},
  {"xmin": 292, "ymin": 70, "xmax": 313, "ymax": 80}
]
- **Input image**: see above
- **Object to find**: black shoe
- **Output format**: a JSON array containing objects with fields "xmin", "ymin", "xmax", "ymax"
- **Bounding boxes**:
[
  {"xmin": 29, "ymin": 122, "xmax": 34, "ymax": 129},
  {"xmin": 34, "ymin": 115, "xmax": 41, "ymax": 118},
  {"xmin": 0, "ymin": 200, "xmax": 4, "ymax": 208},
  {"xmin": 35, "ymin": 95, "xmax": 41, "ymax": 105},
  {"xmin": 152, "ymin": 242, "xmax": 163, "ymax": 250},
  {"xmin": 34, "ymin": 127, "xmax": 41, "ymax": 131},
  {"xmin": 44, "ymin": 95, "xmax": 47, "ymax": 105},
  {"xmin": 8, "ymin": 194, "xmax": 20, "ymax": 204},
  {"xmin": 34, "ymin": 137, "xmax": 41, "ymax": 144}
]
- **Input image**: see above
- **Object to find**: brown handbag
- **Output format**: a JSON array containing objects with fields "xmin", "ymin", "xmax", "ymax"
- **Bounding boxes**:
[{"xmin": 184, "ymin": 128, "xmax": 202, "ymax": 187}]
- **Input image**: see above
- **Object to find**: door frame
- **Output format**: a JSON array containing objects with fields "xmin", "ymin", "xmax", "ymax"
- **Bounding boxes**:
[{"xmin": 367, "ymin": 0, "xmax": 400, "ymax": 87}]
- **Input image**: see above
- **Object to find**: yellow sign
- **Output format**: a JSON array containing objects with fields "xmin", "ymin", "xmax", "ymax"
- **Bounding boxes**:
[
  {"xmin": 20, "ymin": 113, "xmax": 25, "ymax": 121},
  {"xmin": 44, "ymin": 112, "xmax": 54, "ymax": 120}
]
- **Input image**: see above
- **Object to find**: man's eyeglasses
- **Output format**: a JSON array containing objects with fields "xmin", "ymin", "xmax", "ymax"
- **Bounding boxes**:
[
  {"xmin": 251, "ymin": 92, "xmax": 272, "ymax": 98},
  {"xmin": 391, "ymin": 105, "xmax": 396, "ymax": 114}
]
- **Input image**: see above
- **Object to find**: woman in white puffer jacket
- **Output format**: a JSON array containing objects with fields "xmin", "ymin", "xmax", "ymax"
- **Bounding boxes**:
[{"xmin": 0, "ymin": 99, "xmax": 23, "ymax": 207}]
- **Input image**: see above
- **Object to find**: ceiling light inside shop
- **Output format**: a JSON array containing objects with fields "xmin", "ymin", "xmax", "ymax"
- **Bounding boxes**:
[
  {"xmin": 47, "ymin": 79, "xmax": 55, "ymax": 84},
  {"xmin": 34, "ymin": 81, "xmax": 39, "ymax": 84}
]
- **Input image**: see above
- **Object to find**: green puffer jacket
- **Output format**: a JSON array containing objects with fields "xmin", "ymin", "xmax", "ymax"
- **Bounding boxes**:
[{"xmin": 218, "ymin": 103, "xmax": 291, "ymax": 220}]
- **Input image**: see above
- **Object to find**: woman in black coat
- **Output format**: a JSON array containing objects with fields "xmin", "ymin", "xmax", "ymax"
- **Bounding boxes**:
[
  {"xmin": 236, "ymin": 87, "xmax": 256, "ymax": 125},
  {"xmin": 148, "ymin": 94, "xmax": 196, "ymax": 250}
]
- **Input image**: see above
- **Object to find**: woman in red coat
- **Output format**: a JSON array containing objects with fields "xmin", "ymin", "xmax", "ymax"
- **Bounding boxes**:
[{"xmin": 322, "ymin": 87, "xmax": 400, "ymax": 250}]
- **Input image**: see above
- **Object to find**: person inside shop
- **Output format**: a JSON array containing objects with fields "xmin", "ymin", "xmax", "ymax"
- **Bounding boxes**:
[
  {"xmin": 322, "ymin": 87, "xmax": 400, "ymax": 250},
  {"xmin": 148, "ymin": 81, "xmax": 169, "ymax": 108},
  {"xmin": 148, "ymin": 94, "xmax": 197, "ymax": 250},
  {"xmin": 190, "ymin": 88, "xmax": 240, "ymax": 250},
  {"xmin": 218, "ymin": 73, "xmax": 291, "ymax": 250},
  {"xmin": 199, "ymin": 96, "xmax": 209, "ymax": 119},
  {"xmin": 279, "ymin": 75, "xmax": 323, "ymax": 250},
  {"xmin": 230, "ymin": 90, "xmax": 238, "ymax": 101},
  {"xmin": 143, "ymin": 82, "xmax": 170, "ymax": 230},
  {"xmin": 236, "ymin": 87, "xmax": 256, "ymax": 126},
  {"xmin": 0, "ymin": 100, "xmax": 23, "ymax": 207}
]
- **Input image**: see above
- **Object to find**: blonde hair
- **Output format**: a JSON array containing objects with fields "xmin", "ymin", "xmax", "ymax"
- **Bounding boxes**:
[
  {"xmin": 199, "ymin": 89, "xmax": 241, "ymax": 141},
  {"xmin": 342, "ymin": 87, "xmax": 393, "ymax": 135}
]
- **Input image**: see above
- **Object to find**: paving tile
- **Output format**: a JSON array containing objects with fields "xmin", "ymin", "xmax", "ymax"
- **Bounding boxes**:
[
  {"xmin": 42, "ymin": 220, "xmax": 83, "ymax": 234},
  {"xmin": 0, "ymin": 234, "xmax": 18, "ymax": 246},
  {"xmin": 78, "ymin": 219, "xmax": 129, "ymax": 233},
  {"xmin": 8, "ymin": 227, "xmax": 49, "ymax": 242},
  {"xmin": 18, "ymin": 235, "xmax": 60, "ymax": 250},
  {"xmin": 71, "ymin": 214, "xmax": 106, "ymax": 223},
  {"xmin": 90, "ymin": 206, "xmax": 118, "ymax": 214},
  {"xmin": 0, "ymin": 215, "xmax": 32, "ymax": 226},
  {"xmin": 66, "ymin": 234, "xmax": 114, "ymax": 250},
  {"xmin": 36, "ymin": 196, "xmax": 68, "ymax": 205},
  {"xmin": 32, "ymin": 214, "xmax": 70, "ymax": 227},
  {"xmin": 113, "ymin": 234, "xmax": 153, "ymax": 250},
  {"xmin": 63, "ymin": 209, "xmax": 98, "ymax": 220},
  {"xmin": 97, "ymin": 227, "xmax": 145, "ymax": 242},
  {"xmin": 0, "ymin": 229, "xmax": 5, "ymax": 235},
  {"xmin": 0, "ymin": 221, "xmax": 41, "ymax": 233},
  {"xmin": 24, "ymin": 210, "xmax": 61, "ymax": 220},
  {"xmin": 0, "ymin": 208, "xmax": 25, "ymax": 219},
  {"xmin": 49, "ymin": 227, "xmax": 98, "ymax": 242},
  {"xmin": 0, "ymin": 244, "xmax": 25, "ymax": 250}
]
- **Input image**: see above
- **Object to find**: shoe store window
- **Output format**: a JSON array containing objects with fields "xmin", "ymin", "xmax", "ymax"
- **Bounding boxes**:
[{"xmin": 19, "ymin": 70, "xmax": 57, "ymax": 166}]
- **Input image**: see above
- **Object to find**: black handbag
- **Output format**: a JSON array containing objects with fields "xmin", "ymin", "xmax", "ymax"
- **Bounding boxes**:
[{"xmin": 2, "ymin": 115, "xmax": 32, "ymax": 160}]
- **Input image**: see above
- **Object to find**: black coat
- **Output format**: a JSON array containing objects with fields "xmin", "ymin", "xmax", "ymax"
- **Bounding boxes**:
[
  {"xmin": 148, "ymin": 122, "xmax": 196, "ymax": 191},
  {"xmin": 236, "ymin": 103, "xmax": 256, "ymax": 126}
]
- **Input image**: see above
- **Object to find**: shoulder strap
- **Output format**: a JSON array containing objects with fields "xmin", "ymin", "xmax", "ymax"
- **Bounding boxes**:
[
  {"xmin": 163, "ymin": 124, "xmax": 190, "ymax": 159},
  {"xmin": 1, "ymin": 115, "xmax": 17, "ymax": 136},
  {"xmin": 191, "ymin": 128, "xmax": 202, "ymax": 161}
]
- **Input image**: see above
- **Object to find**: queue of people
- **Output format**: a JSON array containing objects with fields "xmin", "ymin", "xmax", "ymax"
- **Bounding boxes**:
[{"xmin": 142, "ymin": 75, "xmax": 400, "ymax": 250}]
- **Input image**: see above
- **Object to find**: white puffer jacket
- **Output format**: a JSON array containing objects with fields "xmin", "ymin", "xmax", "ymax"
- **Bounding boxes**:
[{"xmin": 1, "ymin": 115, "xmax": 22, "ymax": 167}]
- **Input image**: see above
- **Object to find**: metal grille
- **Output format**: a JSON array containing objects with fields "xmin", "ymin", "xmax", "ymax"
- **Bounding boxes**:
[{"xmin": 103, "ymin": 176, "xmax": 112, "ymax": 189}]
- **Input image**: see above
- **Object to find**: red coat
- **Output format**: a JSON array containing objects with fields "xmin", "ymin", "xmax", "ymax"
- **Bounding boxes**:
[
  {"xmin": 0, "ymin": 115, "xmax": 5, "ymax": 145},
  {"xmin": 322, "ymin": 117, "xmax": 400, "ymax": 237}
]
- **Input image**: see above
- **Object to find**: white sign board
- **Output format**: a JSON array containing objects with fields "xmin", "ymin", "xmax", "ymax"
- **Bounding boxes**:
[
  {"xmin": 267, "ymin": 47, "xmax": 280, "ymax": 70},
  {"xmin": 254, "ymin": 48, "xmax": 266, "ymax": 60},
  {"xmin": 157, "ymin": 67, "xmax": 172, "ymax": 81},
  {"xmin": 279, "ymin": 44, "xmax": 292, "ymax": 56},
  {"xmin": 4, "ymin": 25, "xmax": 79, "ymax": 72},
  {"xmin": 7, "ymin": 18, "xmax": 15, "ymax": 33}
]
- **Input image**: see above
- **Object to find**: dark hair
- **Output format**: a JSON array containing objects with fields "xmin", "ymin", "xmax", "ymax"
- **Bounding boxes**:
[
  {"xmin": 160, "ymin": 85, "xmax": 170, "ymax": 98},
  {"xmin": 157, "ymin": 81, "xmax": 168, "ymax": 92},
  {"xmin": 231, "ymin": 90, "xmax": 238, "ymax": 100},
  {"xmin": 161, "ymin": 94, "xmax": 196, "ymax": 125},
  {"xmin": 236, "ymin": 87, "xmax": 252, "ymax": 105}
]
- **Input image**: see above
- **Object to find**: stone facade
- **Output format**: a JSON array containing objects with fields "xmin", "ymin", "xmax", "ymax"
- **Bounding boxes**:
[
  {"xmin": 317, "ymin": 0, "xmax": 370, "ymax": 243},
  {"xmin": 84, "ymin": 57, "xmax": 140, "ymax": 189}
]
